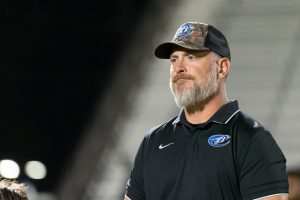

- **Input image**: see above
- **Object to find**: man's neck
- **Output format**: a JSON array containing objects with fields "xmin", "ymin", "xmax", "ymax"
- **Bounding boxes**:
[{"xmin": 184, "ymin": 95, "xmax": 228, "ymax": 124}]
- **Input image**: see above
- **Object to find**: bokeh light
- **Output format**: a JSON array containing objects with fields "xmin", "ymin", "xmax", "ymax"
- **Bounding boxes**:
[
  {"xmin": 25, "ymin": 160, "xmax": 47, "ymax": 180},
  {"xmin": 0, "ymin": 159, "xmax": 20, "ymax": 179}
]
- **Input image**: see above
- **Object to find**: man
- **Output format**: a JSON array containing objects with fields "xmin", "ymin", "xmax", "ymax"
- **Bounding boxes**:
[
  {"xmin": 0, "ymin": 179, "xmax": 28, "ymax": 200},
  {"xmin": 124, "ymin": 22, "xmax": 289, "ymax": 200}
]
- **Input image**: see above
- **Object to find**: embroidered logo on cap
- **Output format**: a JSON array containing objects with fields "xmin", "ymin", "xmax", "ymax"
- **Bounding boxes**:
[
  {"xmin": 175, "ymin": 23, "xmax": 194, "ymax": 38},
  {"xmin": 208, "ymin": 134, "xmax": 231, "ymax": 147},
  {"xmin": 173, "ymin": 22, "xmax": 207, "ymax": 46}
]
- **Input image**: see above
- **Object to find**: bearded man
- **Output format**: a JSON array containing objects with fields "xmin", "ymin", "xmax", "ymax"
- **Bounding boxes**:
[{"xmin": 124, "ymin": 22, "xmax": 289, "ymax": 200}]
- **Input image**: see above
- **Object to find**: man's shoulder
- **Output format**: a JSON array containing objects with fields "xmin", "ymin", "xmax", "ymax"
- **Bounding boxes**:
[
  {"xmin": 144, "ymin": 116, "xmax": 178, "ymax": 140},
  {"xmin": 234, "ymin": 110, "xmax": 271, "ymax": 140},
  {"xmin": 236, "ymin": 111, "xmax": 267, "ymax": 129}
]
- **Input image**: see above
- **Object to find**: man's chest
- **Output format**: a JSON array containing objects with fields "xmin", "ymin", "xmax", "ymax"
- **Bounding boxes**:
[{"xmin": 143, "ymin": 126, "xmax": 240, "ymax": 199}]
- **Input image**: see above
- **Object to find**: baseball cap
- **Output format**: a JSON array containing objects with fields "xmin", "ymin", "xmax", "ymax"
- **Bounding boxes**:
[{"xmin": 154, "ymin": 22, "xmax": 231, "ymax": 60}]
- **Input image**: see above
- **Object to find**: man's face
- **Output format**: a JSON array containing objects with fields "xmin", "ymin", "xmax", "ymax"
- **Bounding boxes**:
[{"xmin": 169, "ymin": 49, "xmax": 220, "ymax": 108}]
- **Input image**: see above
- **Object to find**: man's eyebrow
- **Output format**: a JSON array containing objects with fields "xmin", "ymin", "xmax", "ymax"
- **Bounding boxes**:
[{"xmin": 170, "ymin": 54, "xmax": 179, "ymax": 59}]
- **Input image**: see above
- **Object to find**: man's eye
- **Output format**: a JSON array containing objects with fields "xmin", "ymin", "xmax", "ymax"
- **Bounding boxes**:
[
  {"xmin": 170, "ymin": 58, "xmax": 177, "ymax": 63},
  {"xmin": 187, "ymin": 55, "xmax": 196, "ymax": 60}
]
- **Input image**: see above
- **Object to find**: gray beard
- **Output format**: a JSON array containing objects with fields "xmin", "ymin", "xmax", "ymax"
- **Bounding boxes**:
[{"xmin": 170, "ymin": 66, "xmax": 219, "ymax": 108}]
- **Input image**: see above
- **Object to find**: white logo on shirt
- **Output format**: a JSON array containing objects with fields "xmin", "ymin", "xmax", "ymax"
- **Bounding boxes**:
[{"xmin": 159, "ymin": 143, "xmax": 175, "ymax": 149}]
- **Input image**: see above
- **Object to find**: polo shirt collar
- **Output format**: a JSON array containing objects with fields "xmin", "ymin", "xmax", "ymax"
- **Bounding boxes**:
[{"xmin": 172, "ymin": 100, "xmax": 240, "ymax": 125}]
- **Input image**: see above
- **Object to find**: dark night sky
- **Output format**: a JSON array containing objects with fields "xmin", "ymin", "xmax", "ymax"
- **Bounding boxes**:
[{"xmin": 0, "ymin": 0, "xmax": 154, "ymax": 192}]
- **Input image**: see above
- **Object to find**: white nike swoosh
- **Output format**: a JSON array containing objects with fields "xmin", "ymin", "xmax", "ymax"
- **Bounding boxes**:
[{"xmin": 159, "ymin": 143, "xmax": 175, "ymax": 149}]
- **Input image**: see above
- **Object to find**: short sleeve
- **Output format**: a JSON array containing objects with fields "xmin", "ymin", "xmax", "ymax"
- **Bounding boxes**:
[
  {"xmin": 238, "ymin": 130, "xmax": 289, "ymax": 200},
  {"xmin": 125, "ymin": 137, "xmax": 147, "ymax": 200}
]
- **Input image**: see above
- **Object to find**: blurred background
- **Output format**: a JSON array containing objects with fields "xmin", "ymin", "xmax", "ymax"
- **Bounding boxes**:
[{"xmin": 1, "ymin": 0, "xmax": 300, "ymax": 199}]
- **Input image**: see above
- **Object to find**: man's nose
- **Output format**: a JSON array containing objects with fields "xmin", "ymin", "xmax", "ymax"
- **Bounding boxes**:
[{"xmin": 173, "ymin": 59, "xmax": 187, "ymax": 74}]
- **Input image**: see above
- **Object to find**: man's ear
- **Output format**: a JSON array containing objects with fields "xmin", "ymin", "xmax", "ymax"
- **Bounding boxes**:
[{"xmin": 217, "ymin": 57, "xmax": 231, "ymax": 79}]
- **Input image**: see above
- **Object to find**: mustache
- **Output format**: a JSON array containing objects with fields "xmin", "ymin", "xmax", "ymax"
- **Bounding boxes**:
[{"xmin": 172, "ymin": 73, "xmax": 194, "ymax": 82}]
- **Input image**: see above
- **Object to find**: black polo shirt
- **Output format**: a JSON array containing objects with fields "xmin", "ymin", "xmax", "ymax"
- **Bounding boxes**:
[{"xmin": 126, "ymin": 101, "xmax": 288, "ymax": 200}]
